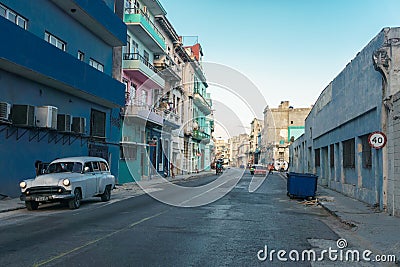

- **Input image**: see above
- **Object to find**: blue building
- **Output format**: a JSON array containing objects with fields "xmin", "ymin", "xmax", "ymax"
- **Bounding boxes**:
[
  {"xmin": 289, "ymin": 28, "xmax": 397, "ymax": 210},
  {"xmin": 0, "ymin": 0, "xmax": 126, "ymax": 197}
]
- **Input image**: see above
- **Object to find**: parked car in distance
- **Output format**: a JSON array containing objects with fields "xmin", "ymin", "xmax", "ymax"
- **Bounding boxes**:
[
  {"xmin": 252, "ymin": 165, "xmax": 267, "ymax": 176},
  {"xmin": 19, "ymin": 156, "xmax": 115, "ymax": 210}
]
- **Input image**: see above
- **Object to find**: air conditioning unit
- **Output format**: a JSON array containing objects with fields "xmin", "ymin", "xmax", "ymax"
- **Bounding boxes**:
[
  {"xmin": 0, "ymin": 102, "xmax": 11, "ymax": 121},
  {"xmin": 36, "ymin": 106, "xmax": 58, "ymax": 129},
  {"xmin": 72, "ymin": 117, "xmax": 86, "ymax": 134},
  {"xmin": 11, "ymin": 104, "xmax": 35, "ymax": 127},
  {"xmin": 57, "ymin": 114, "xmax": 71, "ymax": 132}
]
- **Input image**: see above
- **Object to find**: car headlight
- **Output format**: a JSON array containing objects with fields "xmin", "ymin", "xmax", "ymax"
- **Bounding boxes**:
[
  {"xmin": 62, "ymin": 179, "xmax": 70, "ymax": 186},
  {"xmin": 19, "ymin": 181, "xmax": 27, "ymax": 189}
]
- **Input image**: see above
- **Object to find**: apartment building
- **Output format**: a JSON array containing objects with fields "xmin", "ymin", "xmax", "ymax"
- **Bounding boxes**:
[{"xmin": 0, "ymin": 0, "xmax": 126, "ymax": 197}]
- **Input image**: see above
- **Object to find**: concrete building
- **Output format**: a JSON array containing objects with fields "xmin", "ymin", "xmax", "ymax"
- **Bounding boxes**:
[
  {"xmin": 181, "ymin": 42, "xmax": 214, "ymax": 173},
  {"xmin": 0, "ymin": 0, "xmax": 126, "ymax": 197},
  {"xmin": 289, "ymin": 27, "xmax": 400, "ymax": 216},
  {"xmin": 236, "ymin": 133, "xmax": 250, "ymax": 168},
  {"xmin": 262, "ymin": 101, "xmax": 310, "ymax": 165},
  {"xmin": 215, "ymin": 138, "xmax": 229, "ymax": 164},
  {"xmin": 249, "ymin": 118, "xmax": 263, "ymax": 165},
  {"xmin": 118, "ymin": 0, "xmax": 168, "ymax": 182},
  {"xmin": 228, "ymin": 136, "xmax": 240, "ymax": 167},
  {"xmin": 118, "ymin": 0, "xmax": 213, "ymax": 179}
]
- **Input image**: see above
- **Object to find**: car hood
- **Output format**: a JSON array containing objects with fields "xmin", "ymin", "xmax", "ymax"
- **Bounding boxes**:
[{"xmin": 31, "ymin": 173, "xmax": 83, "ymax": 186}]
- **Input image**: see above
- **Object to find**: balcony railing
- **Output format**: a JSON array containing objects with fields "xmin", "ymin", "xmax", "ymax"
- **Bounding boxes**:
[
  {"xmin": 123, "ymin": 53, "xmax": 159, "ymax": 73},
  {"xmin": 124, "ymin": 7, "xmax": 165, "ymax": 44},
  {"xmin": 193, "ymin": 129, "xmax": 210, "ymax": 141}
]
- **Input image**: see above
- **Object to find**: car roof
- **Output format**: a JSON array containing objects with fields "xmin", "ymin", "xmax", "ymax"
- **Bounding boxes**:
[{"xmin": 51, "ymin": 157, "xmax": 108, "ymax": 164}]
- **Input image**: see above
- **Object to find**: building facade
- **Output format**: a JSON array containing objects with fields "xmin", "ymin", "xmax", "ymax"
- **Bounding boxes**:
[
  {"xmin": 118, "ymin": 0, "xmax": 213, "ymax": 180},
  {"xmin": 289, "ymin": 28, "xmax": 400, "ymax": 216},
  {"xmin": 262, "ymin": 101, "xmax": 310, "ymax": 165},
  {"xmin": 0, "ymin": 0, "xmax": 126, "ymax": 197},
  {"xmin": 249, "ymin": 118, "xmax": 263, "ymax": 165}
]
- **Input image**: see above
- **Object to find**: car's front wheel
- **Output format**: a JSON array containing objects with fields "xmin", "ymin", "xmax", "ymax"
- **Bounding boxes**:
[
  {"xmin": 68, "ymin": 188, "xmax": 81, "ymax": 209},
  {"xmin": 25, "ymin": 201, "xmax": 39, "ymax": 211},
  {"xmin": 100, "ymin": 185, "xmax": 111, "ymax": 202}
]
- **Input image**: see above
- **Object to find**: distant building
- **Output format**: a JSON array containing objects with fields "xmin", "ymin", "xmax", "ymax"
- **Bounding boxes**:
[
  {"xmin": 261, "ymin": 101, "xmax": 311, "ymax": 165},
  {"xmin": 0, "ymin": 0, "xmax": 126, "ymax": 197},
  {"xmin": 249, "ymin": 118, "xmax": 263, "ymax": 165}
]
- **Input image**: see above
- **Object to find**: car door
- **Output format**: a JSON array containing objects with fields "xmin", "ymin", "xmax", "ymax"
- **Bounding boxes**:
[
  {"xmin": 92, "ymin": 161, "xmax": 102, "ymax": 194},
  {"xmin": 83, "ymin": 162, "xmax": 97, "ymax": 197}
]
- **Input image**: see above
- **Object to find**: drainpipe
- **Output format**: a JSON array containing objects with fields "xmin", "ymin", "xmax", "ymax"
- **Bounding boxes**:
[{"xmin": 372, "ymin": 29, "xmax": 391, "ymax": 211}]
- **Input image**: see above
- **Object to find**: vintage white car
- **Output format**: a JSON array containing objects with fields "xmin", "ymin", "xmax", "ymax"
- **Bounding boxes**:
[{"xmin": 19, "ymin": 156, "xmax": 115, "ymax": 210}]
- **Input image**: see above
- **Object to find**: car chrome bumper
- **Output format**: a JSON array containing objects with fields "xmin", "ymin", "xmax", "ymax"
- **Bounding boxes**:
[{"xmin": 20, "ymin": 193, "xmax": 74, "ymax": 202}]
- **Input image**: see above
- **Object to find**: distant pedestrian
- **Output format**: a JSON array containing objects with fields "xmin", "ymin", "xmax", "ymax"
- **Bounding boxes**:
[{"xmin": 170, "ymin": 163, "xmax": 175, "ymax": 178}]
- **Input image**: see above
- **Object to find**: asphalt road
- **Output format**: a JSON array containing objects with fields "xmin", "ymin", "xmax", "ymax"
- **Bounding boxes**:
[{"xmin": 0, "ymin": 170, "xmax": 341, "ymax": 267}]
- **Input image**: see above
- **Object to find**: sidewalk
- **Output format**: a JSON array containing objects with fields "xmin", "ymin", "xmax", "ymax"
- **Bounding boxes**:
[
  {"xmin": 0, "ymin": 170, "xmax": 215, "ymax": 213},
  {"xmin": 277, "ymin": 172, "xmax": 399, "ymax": 264},
  {"xmin": 317, "ymin": 185, "xmax": 400, "ymax": 263}
]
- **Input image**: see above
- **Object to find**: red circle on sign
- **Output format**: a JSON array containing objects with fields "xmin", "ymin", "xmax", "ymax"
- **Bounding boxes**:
[{"xmin": 368, "ymin": 131, "xmax": 387, "ymax": 149}]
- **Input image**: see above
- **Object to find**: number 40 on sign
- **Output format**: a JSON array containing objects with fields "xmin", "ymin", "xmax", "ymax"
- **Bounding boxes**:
[{"xmin": 368, "ymin": 131, "xmax": 387, "ymax": 149}]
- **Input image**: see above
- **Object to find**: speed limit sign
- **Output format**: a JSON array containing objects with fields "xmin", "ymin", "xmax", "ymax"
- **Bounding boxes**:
[{"xmin": 368, "ymin": 131, "xmax": 387, "ymax": 149}]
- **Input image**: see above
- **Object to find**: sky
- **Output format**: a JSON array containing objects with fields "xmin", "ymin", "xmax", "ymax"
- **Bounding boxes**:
[{"xmin": 158, "ymin": 0, "xmax": 400, "ymax": 138}]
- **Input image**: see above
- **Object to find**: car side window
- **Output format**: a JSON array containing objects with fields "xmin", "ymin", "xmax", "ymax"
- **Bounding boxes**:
[
  {"xmin": 99, "ymin": 162, "xmax": 109, "ymax": 172},
  {"xmin": 92, "ymin": 162, "xmax": 100, "ymax": 172},
  {"xmin": 84, "ymin": 162, "xmax": 93, "ymax": 173}
]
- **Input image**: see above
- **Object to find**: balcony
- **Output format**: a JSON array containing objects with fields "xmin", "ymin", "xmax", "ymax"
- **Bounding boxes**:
[
  {"xmin": 193, "ymin": 89, "xmax": 212, "ymax": 116},
  {"xmin": 153, "ymin": 55, "xmax": 181, "ymax": 82},
  {"xmin": 0, "ymin": 17, "xmax": 125, "ymax": 108},
  {"xmin": 192, "ymin": 129, "xmax": 211, "ymax": 142},
  {"xmin": 50, "ymin": 0, "xmax": 126, "ymax": 46},
  {"xmin": 162, "ymin": 109, "xmax": 181, "ymax": 130},
  {"xmin": 123, "ymin": 53, "xmax": 165, "ymax": 88},
  {"xmin": 124, "ymin": 8, "xmax": 166, "ymax": 53},
  {"xmin": 123, "ymin": 102, "xmax": 163, "ymax": 126}
]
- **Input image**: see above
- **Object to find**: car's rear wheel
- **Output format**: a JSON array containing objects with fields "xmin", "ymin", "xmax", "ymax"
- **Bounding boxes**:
[
  {"xmin": 25, "ymin": 201, "xmax": 39, "ymax": 211},
  {"xmin": 101, "ymin": 185, "xmax": 111, "ymax": 202},
  {"xmin": 68, "ymin": 188, "xmax": 81, "ymax": 209}
]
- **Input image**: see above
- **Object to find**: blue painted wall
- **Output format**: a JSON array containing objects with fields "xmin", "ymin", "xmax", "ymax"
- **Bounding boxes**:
[
  {"xmin": 0, "ymin": 0, "xmax": 126, "ymax": 197},
  {"xmin": 290, "ymin": 29, "xmax": 386, "ymax": 206}
]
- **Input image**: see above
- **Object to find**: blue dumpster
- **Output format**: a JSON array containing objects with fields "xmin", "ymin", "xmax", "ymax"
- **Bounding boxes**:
[{"xmin": 287, "ymin": 172, "xmax": 318, "ymax": 199}]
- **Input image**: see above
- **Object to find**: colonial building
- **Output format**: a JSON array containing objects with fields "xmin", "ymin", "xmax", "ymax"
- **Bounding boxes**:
[
  {"xmin": 0, "ymin": 0, "xmax": 126, "ymax": 197},
  {"xmin": 289, "ymin": 27, "xmax": 400, "ymax": 216},
  {"xmin": 249, "ymin": 118, "xmax": 263, "ymax": 165},
  {"xmin": 262, "ymin": 101, "xmax": 310, "ymax": 165}
]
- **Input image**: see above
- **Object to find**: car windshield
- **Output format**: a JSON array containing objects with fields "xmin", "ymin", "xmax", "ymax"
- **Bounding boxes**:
[{"xmin": 46, "ymin": 162, "xmax": 83, "ymax": 174}]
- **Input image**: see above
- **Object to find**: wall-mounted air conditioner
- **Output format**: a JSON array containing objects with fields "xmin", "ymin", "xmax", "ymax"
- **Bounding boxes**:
[
  {"xmin": 57, "ymin": 114, "xmax": 71, "ymax": 132},
  {"xmin": 72, "ymin": 117, "xmax": 86, "ymax": 134},
  {"xmin": 36, "ymin": 106, "xmax": 58, "ymax": 129},
  {"xmin": 0, "ymin": 102, "xmax": 11, "ymax": 121},
  {"xmin": 11, "ymin": 104, "xmax": 35, "ymax": 127}
]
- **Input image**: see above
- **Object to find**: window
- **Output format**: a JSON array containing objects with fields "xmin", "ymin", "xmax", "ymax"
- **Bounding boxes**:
[
  {"xmin": 361, "ymin": 135, "xmax": 372, "ymax": 168},
  {"xmin": 143, "ymin": 50, "xmax": 149, "ymax": 63},
  {"xmin": 0, "ymin": 4, "xmax": 27, "ymax": 29},
  {"xmin": 89, "ymin": 58, "xmax": 104, "ymax": 72},
  {"xmin": 78, "ymin": 51, "xmax": 84, "ymax": 61},
  {"xmin": 84, "ymin": 162, "xmax": 93, "ymax": 172},
  {"xmin": 92, "ymin": 162, "xmax": 100, "ymax": 171},
  {"xmin": 330, "ymin": 144, "xmax": 334, "ymax": 167},
  {"xmin": 343, "ymin": 138, "xmax": 355, "ymax": 168},
  {"xmin": 99, "ymin": 162, "xmax": 109, "ymax": 172},
  {"xmin": 120, "ymin": 145, "xmax": 137, "ymax": 160},
  {"xmin": 90, "ymin": 109, "xmax": 106, "ymax": 138},
  {"xmin": 45, "ymin": 32, "xmax": 66, "ymax": 51},
  {"xmin": 315, "ymin": 148, "xmax": 320, "ymax": 167},
  {"xmin": 132, "ymin": 39, "xmax": 138, "ymax": 53}
]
